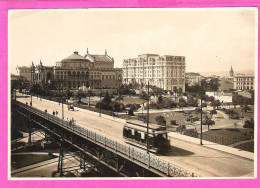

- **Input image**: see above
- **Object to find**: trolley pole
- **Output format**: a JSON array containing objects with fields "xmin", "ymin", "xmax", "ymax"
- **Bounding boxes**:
[{"xmin": 146, "ymin": 81, "xmax": 150, "ymax": 153}]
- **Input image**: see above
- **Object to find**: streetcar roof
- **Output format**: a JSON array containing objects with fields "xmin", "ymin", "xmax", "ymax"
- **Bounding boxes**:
[{"xmin": 124, "ymin": 120, "xmax": 167, "ymax": 133}]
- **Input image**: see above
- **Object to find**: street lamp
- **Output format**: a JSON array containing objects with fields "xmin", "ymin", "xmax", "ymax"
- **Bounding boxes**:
[
  {"xmin": 99, "ymin": 87, "xmax": 101, "ymax": 117},
  {"xmin": 62, "ymin": 82, "xmax": 64, "ymax": 120},
  {"xmin": 30, "ymin": 63, "xmax": 34, "ymax": 106},
  {"xmin": 200, "ymin": 80, "xmax": 203, "ymax": 145},
  {"xmin": 146, "ymin": 81, "xmax": 150, "ymax": 153}
]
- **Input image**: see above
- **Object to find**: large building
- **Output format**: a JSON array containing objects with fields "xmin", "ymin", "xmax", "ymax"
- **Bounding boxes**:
[
  {"xmin": 16, "ymin": 66, "xmax": 32, "ymax": 82},
  {"xmin": 234, "ymin": 74, "xmax": 255, "ymax": 90},
  {"xmin": 185, "ymin": 72, "xmax": 202, "ymax": 86},
  {"xmin": 31, "ymin": 61, "xmax": 54, "ymax": 85},
  {"xmin": 122, "ymin": 54, "xmax": 186, "ymax": 92},
  {"xmin": 32, "ymin": 50, "xmax": 122, "ymax": 90}
]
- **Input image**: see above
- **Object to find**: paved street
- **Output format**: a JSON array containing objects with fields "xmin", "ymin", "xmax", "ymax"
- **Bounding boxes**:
[{"xmin": 15, "ymin": 94, "xmax": 254, "ymax": 177}]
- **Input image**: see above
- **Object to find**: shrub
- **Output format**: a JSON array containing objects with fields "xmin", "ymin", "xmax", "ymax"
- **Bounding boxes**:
[
  {"xmin": 244, "ymin": 118, "xmax": 254, "ymax": 129},
  {"xmin": 155, "ymin": 115, "xmax": 166, "ymax": 126},
  {"xmin": 183, "ymin": 129, "xmax": 198, "ymax": 138}
]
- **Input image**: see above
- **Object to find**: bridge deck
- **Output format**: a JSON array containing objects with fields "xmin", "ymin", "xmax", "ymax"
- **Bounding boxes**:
[{"xmin": 15, "ymin": 94, "xmax": 254, "ymax": 177}]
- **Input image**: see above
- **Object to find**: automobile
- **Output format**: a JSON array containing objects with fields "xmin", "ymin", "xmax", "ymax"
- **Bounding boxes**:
[{"xmin": 67, "ymin": 104, "xmax": 74, "ymax": 111}]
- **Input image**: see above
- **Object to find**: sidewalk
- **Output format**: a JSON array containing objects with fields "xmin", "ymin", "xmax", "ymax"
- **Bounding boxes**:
[{"xmin": 168, "ymin": 132, "xmax": 254, "ymax": 161}]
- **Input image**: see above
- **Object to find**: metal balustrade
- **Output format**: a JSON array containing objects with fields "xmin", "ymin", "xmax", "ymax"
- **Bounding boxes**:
[{"xmin": 13, "ymin": 100, "xmax": 199, "ymax": 177}]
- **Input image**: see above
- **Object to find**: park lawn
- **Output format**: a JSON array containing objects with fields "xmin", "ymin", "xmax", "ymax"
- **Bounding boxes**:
[
  {"xmin": 11, "ymin": 154, "xmax": 57, "ymax": 170},
  {"xmin": 121, "ymin": 97, "xmax": 146, "ymax": 105},
  {"xmin": 203, "ymin": 128, "xmax": 253, "ymax": 143},
  {"xmin": 137, "ymin": 111, "xmax": 188, "ymax": 126}
]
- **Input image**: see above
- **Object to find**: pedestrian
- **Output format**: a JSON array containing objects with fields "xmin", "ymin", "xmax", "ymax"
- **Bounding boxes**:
[
  {"xmin": 56, "ymin": 111, "xmax": 58, "ymax": 116},
  {"xmin": 53, "ymin": 111, "xmax": 55, "ymax": 116},
  {"xmin": 112, "ymin": 113, "xmax": 115, "ymax": 119}
]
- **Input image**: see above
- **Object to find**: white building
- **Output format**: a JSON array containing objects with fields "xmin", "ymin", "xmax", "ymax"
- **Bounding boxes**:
[
  {"xmin": 206, "ymin": 91, "xmax": 233, "ymax": 103},
  {"xmin": 234, "ymin": 74, "xmax": 255, "ymax": 90},
  {"xmin": 122, "ymin": 54, "xmax": 186, "ymax": 92}
]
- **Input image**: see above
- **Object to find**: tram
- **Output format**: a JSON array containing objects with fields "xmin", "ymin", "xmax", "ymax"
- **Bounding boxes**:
[{"xmin": 123, "ymin": 120, "xmax": 170, "ymax": 153}]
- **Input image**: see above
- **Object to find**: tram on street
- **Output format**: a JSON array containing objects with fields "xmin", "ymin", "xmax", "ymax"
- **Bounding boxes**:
[{"xmin": 123, "ymin": 120, "xmax": 170, "ymax": 153}]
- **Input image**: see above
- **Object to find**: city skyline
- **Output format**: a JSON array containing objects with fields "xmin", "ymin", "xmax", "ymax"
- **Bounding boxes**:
[{"xmin": 9, "ymin": 8, "xmax": 257, "ymax": 75}]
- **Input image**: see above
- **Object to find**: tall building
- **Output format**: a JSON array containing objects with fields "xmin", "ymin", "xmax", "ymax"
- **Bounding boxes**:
[
  {"xmin": 122, "ymin": 54, "xmax": 186, "ymax": 92},
  {"xmin": 234, "ymin": 74, "xmax": 255, "ymax": 90}
]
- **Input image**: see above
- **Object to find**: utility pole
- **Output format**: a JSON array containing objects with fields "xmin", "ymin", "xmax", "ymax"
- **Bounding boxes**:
[
  {"xmin": 200, "ymin": 81, "xmax": 203, "ymax": 145},
  {"xmin": 62, "ymin": 82, "xmax": 64, "ymax": 120},
  {"xmin": 99, "ymin": 87, "xmax": 101, "ymax": 117},
  {"xmin": 30, "ymin": 64, "xmax": 33, "ymax": 106},
  {"xmin": 146, "ymin": 81, "xmax": 150, "ymax": 153}
]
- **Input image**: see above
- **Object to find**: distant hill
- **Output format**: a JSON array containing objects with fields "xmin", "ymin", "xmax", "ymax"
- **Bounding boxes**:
[{"xmin": 199, "ymin": 69, "xmax": 255, "ymax": 77}]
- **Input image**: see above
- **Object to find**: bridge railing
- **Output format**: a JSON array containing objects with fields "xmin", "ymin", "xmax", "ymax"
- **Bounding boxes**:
[{"xmin": 14, "ymin": 100, "xmax": 199, "ymax": 177}]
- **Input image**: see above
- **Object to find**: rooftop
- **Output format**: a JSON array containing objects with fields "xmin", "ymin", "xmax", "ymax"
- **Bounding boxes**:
[{"xmin": 63, "ymin": 51, "xmax": 87, "ymax": 61}]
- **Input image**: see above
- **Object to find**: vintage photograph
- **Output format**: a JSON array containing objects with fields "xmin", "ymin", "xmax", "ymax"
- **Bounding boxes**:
[{"xmin": 9, "ymin": 8, "xmax": 257, "ymax": 178}]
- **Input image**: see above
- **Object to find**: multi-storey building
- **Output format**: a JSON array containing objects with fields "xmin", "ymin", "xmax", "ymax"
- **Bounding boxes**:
[
  {"xmin": 31, "ymin": 61, "xmax": 54, "ymax": 85},
  {"xmin": 185, "ymin": 72, "xmax": 202, "ymax": 86},
  {"xmin": 122, "ymin": 54, "xmax": 185, "ymax": 92},
  {"xmin": 234, "ymin": 74, "xmax": 255, "ymax": 90},
  {"xmin": 49, "ymin": 50, "xmax": 121, "ymax": 89},
  {"xmin": 16, "ymin": 66, "xmax": 32, "ymax": 82}
]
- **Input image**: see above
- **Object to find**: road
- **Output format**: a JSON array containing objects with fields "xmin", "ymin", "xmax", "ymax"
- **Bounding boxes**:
[{"xmin": 14, "ymin": 94, "xmax": 254, "ymax": 177}]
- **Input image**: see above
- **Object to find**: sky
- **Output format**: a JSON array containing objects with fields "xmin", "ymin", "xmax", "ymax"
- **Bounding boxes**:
[{"xmin": 8, "ymin": 8, "xmax": 257, "ymax": 75}]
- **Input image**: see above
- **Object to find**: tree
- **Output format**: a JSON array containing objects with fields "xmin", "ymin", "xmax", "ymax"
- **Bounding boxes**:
[
  {"xmin": 205, "ymin": 116, "xmax": 214, "ymax": 130},
  {"xmin": 139, "ymin": 91, "xmax": 148, "ymax": 100},
  {"xmin": 242, "ymin": 105, "xmax": 252, "ymax": 112},
  {"xmin": 74, "ymin": 90, "xmax": 86, "ymax": 103},
  {"xmin": 211, "ymin": 100, "xmax": 221, "ymax": 109},
  {"xmin": 187, "ymin": 96, "xmax": 198, "ymax": 107},
  {"xmin": 102, "ymin": 92, "xmax": 112, "ymax": 105},
  {"xmin": 157, "ymin": 95, "xmax": 163, "ymax": 105},
  {"xmin": 155, "ymin": 115, "xmax": 166, "ymax": 126},
  {"xmin": 173, "ymin": 86, "xmax": 178, "ymax": 101},
  {"xmin": 178, "ymin": 98, "xmax": 186, "ymax": 110},
  {"xmin": 65, "ymin": 89, "xmax": 73, "ymax": 98},
  {"xmin": 244, "ymin": 118, "xmax": 254, "ymax": 129},
  {"xmin": 86, "ymin": 90, "xmax": 95, "ymax": 107}
]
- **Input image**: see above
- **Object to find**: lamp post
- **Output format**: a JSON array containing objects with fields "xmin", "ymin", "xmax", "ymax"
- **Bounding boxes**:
[
  {"xmin": 200, "ymin": 80, "xmax": 203, "ymax": 145},
  {"xmin": 99, "ymin": 87, "xmax": 101, "ymax": 117},
  {"xmin": 62, "ymin": 82, "xmax": 64, "ymax": 120},
  {"xmin": 146, "ymin": 81, "xmax": 150, "ymax": 153}
]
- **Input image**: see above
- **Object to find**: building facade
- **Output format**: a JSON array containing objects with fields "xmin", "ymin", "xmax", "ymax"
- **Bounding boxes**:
[
  {"xmin": 53, "ymin": 50, "xmax": 122, "ymax": 90},
  {"xmin": 16, "ymin": 66, "xmax": 32, "ymax": 82},
  {"xmin": 31, "ymin": 61, "xmax": 54, "ymax": 85},
  {"xmin": 234, "ymin": 74, "xmax": 255, "ymax": 90},
  {"xmin": 185, "ymin": 72, "xmax": 202, "ymax": 86},
  {"xmin": 122, "ymin": 54, "xmax": 186, "ymax": 92}
]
